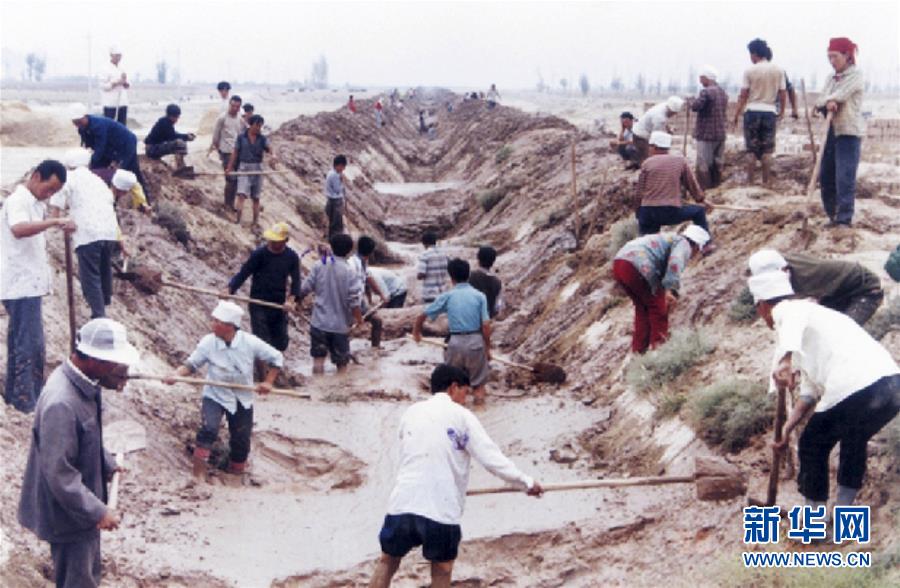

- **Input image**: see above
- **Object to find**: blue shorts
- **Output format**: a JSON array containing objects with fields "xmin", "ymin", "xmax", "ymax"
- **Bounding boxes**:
[{"xmin": 378, "ymin": 513, "xmax": 462, "ymax": 562}]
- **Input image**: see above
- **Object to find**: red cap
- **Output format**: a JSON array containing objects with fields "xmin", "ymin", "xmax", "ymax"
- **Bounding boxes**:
[{"xmin": 828, "ymin": 37, "xmax": 857, "ymax": 54}]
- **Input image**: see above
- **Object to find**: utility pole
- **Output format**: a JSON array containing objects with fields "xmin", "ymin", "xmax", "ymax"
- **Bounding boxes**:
[{"xmin": 87, "ymin": 33, "xmax": 93, "ymax": 111}]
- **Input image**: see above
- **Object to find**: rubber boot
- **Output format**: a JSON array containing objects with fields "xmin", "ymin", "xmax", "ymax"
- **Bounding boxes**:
[
  {"xmin": 761, "ymin": 154, "xmax": 773, "ymax": 187},
  {"xmin": 227, "ymin": 460, "xmax": 247, "ymax": 475}
]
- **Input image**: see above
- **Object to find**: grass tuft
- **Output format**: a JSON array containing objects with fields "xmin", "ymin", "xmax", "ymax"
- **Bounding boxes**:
[
  {"xmin": 626, "ymin": 329, "xmax": 716, "ymax": 394},
  {"xmin": 478, "ymin": 186, "xmax": 509, "ymax": 212},
  {"xmin": 494, "ymin": 144, "xmax": 513, "ymax": 164},
  {"xmin": 687, "ymin": 379, "xmax": 773, "ymax": 452},
  {"xmin": 606, "ymin": 217, "xmax": 639, "ymax": 259},
  {"xmin": 728, "ymin": 286, "xmax": 757, "ymax": 323}
]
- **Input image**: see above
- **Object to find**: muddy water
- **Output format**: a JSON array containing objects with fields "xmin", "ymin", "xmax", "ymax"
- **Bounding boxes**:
[{"xmin": 373, "ymin": 181, "xmax": 464, "ymax": 197}]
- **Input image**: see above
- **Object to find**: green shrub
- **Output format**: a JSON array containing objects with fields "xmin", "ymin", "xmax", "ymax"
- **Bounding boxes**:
[
  {"xmin": 728, "ymin": 286, "xmax": 757, "ymax": 323},
  {"xmin": 478, "ymin": 185, "xmax": 510, "ymax": 212},
  {"xmin": 657, "ymin": 392, "xmax": 687, "ymax": 418},
  {"xmin": 864, "ymin": 295, "xmax": 900, "ymax": 341},
  {"xmin": 538, "ymin": 207, "xmax": 569, "ymax": 228},
  {"xmin": 606, "ymin": 217, "xmax": 639, "ymax": 259},
  {"xmin": 687, "ymin": 379, "xmax": 773, "ymax": 453},
  {"xmin": 154, "ymin": 201, "xmax": 190, "ymax": 245},
  {"xmin": 626, "ymin": 329, "xmax": 716, "ymax": 394},
  {"xmin": 295, "ymin": 198, "xmax": 326, "ymax": 229},
  {"xmin": 494, "ymin": 144, "xmax": 513, "ymax": 164}
]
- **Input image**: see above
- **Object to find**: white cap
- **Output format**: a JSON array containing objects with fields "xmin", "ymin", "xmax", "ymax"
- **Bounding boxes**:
[
  {"xmin": 64, "ymin": 149, "xmax": 92, "ymax": 169},
  {"xmin": 666, "ymin": 96, "xmax": 684, "ymax": 112},
  {"xmin": 649, "ymin": 131, "xmax": 672, "ymax": 149},
  {"xmin": 67, "ymin": 103, "xmax": 88, "ymax": 120},
  {"xmin": 682, "ymin": 225, "xmax": 711, "ymax": 248},
  {"xmin": 748, "ymin": 249, "xmax": 788, "ymax": 275},
  {"xmin": 212, "ymin": 301, "xmax": 243, "ymax": 328},
  {"xmin": 699, "ymin": 65, "xmax": 719, "ymax": 81},
  {"xmin": 76, "ymin": 318, "xmax": 140, "ymax": 365},
  {"xmin": 109, "ymin": 44, "xmax": 122, "ymax": 55},
  {"xmin": 748, "ymin": 271, "xmax": 794, "ymax": 303},
  {"xmin": 111, "ymin": 169, "xmax": 137, "ymax": 191}
]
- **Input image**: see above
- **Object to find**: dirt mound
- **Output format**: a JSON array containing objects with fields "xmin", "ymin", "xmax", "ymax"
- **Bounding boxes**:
[
  {"xmin": 0, "ymin": 101, "xmax": 79, "ymax": 147},
  {"xmin": 253, "ymin": 431, "xmax": 366, "ymax": 491}
]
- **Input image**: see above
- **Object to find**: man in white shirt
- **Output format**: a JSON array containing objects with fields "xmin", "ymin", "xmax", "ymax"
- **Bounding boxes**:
[
  {"xmin": 369, "ymin": 266, "xmax": 407, "ymax": 308},
  {"xmin": 50, "ymin": 149, "xmax": 124, "ymax": 319},
  {"xmin": 1, "ymin": 160, "xmax": 74, "ymax": 412},
  {"xmin": 632, "ymin": 96, "xmax": 684, "ymax": 164},
  {"xmin": 370, "ymin": 364, "xmax": 543, "ymax": 588},
  {"xmin": 749, "ymin": 271, "xmax": 899, "ymax": 509},
  {"xmin": 101, "ymin": 45, "xmax": 129, "ymax": 125}
]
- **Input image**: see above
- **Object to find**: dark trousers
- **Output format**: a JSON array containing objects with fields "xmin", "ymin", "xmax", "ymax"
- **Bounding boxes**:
[
  {"xmin": 831, "ymin": 290, "xmax": 884, "ymax": 326},
  {"xmin": 617, "ymin": 143, "xmax": 639, "ymax": 164},
  {"xmin": 385, "ymin": 291, "xmax": 407, "ymax": 308},
  {"xmin": 51, "ymin": 535, "xmax": 102, "ymax": 588},
  {"xmin": 797, "ymin": 374, "xmax": 900, "ymax": 502},
  {"xmin": 3, "ymin": 297, "xmax": 44, "ymax": 412},
  {"xmin": 636, "ymin": 205, "xmax": 710, "ymax": 236},
  {"xmin": 249, "ymin": 304, "xmax": 289, "ymax": 351},
  {"xmin": 146, "ymin": 139, "xmax": 187, "ymax": 159},
  {"xmin": 367, "ymin": 312, "xmax": 383, "ymax": 347},
  {"xmin": 325, "ymin": 198, "xmax": 345, "ymax": 239},
  {"xmin": 633, "ymin": 135, "xmax": 650, "ymax": 164},
  {"xmin": 102, "ymin": 106, "xmax": 127, "ymax": 126},
  {"xmin": 820, "ymin": 128, "xmax": 862, "ymax": 225},
  {"xmin": 196, "ymin": 397, "xmax": 254, "ymax": 464},
  {"xmin": 219, "ymin": 151, "xmax": 237, "ymax": 209},
  {"xmin": 76, "ymin": 241, "xmax": 116, "ymax": 319},
  {"xmin": 612, "ymin": 260, "xmax": 668, "ymax": 353}
]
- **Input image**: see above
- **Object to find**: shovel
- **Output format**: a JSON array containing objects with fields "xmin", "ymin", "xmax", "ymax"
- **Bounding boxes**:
[
  {"xmin": 469, "ymin": 456, "xmax": 746, "ymax": 502},
  {"xmin": 178, "ymin": 169, "xmax": 291, "ymax": 180},
  {"xmin": 806, "ymin": 111, "xmax": 834, "ymax": 197},
  {"xmin": 748, "ymin": 383, "xmax": 788, "ymax": 507},
  {"xmin": 104, "ymin": 420, "xmax": 147, "ymax": 510},
  {"xmin": 411, "ymin": 336, "xmax": 567, "ymax": 384},
  {"xmin": 128, "ymin": 373, "xmax": 311, "ymax": 400}
]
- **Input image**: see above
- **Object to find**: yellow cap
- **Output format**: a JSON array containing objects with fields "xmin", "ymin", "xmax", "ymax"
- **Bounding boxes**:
[{"xmin": 262, "ymin": 221, "xmax": 289, "ymax": 242}]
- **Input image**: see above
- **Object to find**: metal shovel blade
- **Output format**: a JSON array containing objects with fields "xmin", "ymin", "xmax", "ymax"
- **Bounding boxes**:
[{"xmin": 104, "ymin": 419, "xmax": 148, "ymax": 455}]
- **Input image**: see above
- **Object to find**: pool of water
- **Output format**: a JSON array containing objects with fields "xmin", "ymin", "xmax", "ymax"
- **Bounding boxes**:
[{"xmin": 372, "ymin": 181, "xmax": 463, "ymax": 197}]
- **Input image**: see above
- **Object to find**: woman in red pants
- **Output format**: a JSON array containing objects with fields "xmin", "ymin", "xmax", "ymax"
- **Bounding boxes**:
[{"xmin": 612, "ymin": 225, "xmax": 709, "ymax": 353}]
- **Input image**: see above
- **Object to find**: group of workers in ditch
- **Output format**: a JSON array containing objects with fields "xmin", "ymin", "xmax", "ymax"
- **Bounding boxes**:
[{"xmin": 4, "ymin": 35, "xmax": 899, "ymax": 588}]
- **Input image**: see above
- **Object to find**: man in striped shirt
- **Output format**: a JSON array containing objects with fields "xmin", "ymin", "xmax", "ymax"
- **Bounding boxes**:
[
  {"xmin": 416, "ymin": 231, "xmax": 449, "ymax": 303},
  {"xmin": 635, "ymin": 131, "xmax": 711, "ymax": 243}
]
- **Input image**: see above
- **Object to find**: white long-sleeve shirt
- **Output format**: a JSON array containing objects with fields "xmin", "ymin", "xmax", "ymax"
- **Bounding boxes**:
[
  {"xmin": 768, "ymin": 299, "xmax": 898, "ymax": 412},
  {"xmin": 387, "ymin": 393, "xmax": 533, "ymax": 525},
  {"xmin": 49, "ymin": 167, "xmax": 120, "ymax": 249},
  {"xmin": 100, "ymin": 61, "xmax": 128, "ymax": 108}
]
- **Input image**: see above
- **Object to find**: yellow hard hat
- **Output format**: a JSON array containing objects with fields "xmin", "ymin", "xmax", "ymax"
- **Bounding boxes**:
[{"xmin": 263, "ymin": 221, "xmax": 290, "ymax": 242}]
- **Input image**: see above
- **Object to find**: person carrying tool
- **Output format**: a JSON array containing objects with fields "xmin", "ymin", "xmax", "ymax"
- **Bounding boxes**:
[
  {"xmin": 49, "ymin": 150, "xmax": 124, "ymax": 319},
  {"xmin": 368, "ymin": 266, "xmax": 408, "ymax": 308},
  {"xmin": 369, "ymin": 364, "xmax": 543, "ymax": 588},
  {"xmin": 814, "ymin": 37, "xmax": 865, "ymax": 228},
  {"xmin": 297, "ymin": 233, "xmax": 364, "ymax": 374},
  {"xmin": 631, "ymin": 96, "xmax": 684, "ymax": 165},
  {"xmin": 413, "ymin": 259, "xmax": 492, "ymax": 405},
  {"xmin": 226, "ymin": 222, "xmax": 301, "ymax": 365},
  {"xmin": 350, "ymin": 236, "xmax": 388, "ymax": 348},
  {"xmin": 732, "ymin": 38, "xmax": 786, "ymax": 187},
  {"xmin": 165, "ymin": 301, "xmax": 283, "ymax": 481},
  {"xmin": 690, "ymin": 65, "xmax": 729, "ymax": 189},
  {"xmin": 468, "ymin": 246, "xmax": 503, "ymax": 319},
  {"xmin": 748, "ymin": 270, "xmax": 899, "ymax": 509},
  {"xmin": 209, "ymin": 95, "xmax": 244, "ymax": 212},
  {"xmin": 101, "ymin": 45, "xmax": 129, "ymax": 125},
  {"xmin": 144, "ymin": 104, "xmax": 196, "ymax": 176},
  {"xmin": 227, "ymin": 114, "xmax": 275, "ymax": 226},
  {"xmin": 1, "ymin": 160, "xmax": 72, "ymax": 413},
  {"xmin": 612, "ymin": 225, "xmax": 710, "ymax": 354},
  {"xmin": 610, "ymin": 112, "xmax": 639, "ymax": 169},
  {"xmin": 18, "ymin": 318, "xmax": 138, "ymax": 588},
  {"xmin": 748, "ymin": 249, "xmax": 883, "ymax": 326},
  {"xmin": 635, "ymin": 132, "xmax": 712, "ymax": 241},
  {"xmin": 324, "ymin": 154, "xmax": 348, "ymax": 239},
  {"xmin": 417, "ymin": 230, "xmax": 449, "ymax": 304},
  {"xmin": 70, "ymin": 109, "xmax": 151, "ymax": 204}
]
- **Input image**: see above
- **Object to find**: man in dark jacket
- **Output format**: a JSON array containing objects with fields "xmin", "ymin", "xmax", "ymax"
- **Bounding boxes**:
[
  {"xmin": 18, "ymin": 318, "xmax": 139, "ymax": 588},
  {"xmin": 144, "ymin": 103, "xmax": 195, "ymax": 175},
  {"xmin": 227, "ymin": 222, "xmax": 301, "ymax": 356},
  {"xmin": 468, "ymin": 246, "xmax": 503, "ymax": 318},
  {"xmin": 70, "ymin": 110, "xmax": 151, "ymax": 203}
]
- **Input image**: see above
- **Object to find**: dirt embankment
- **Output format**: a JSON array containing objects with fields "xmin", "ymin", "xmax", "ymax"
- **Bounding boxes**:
[{"xmin": 1, "ymin": 89, "xmax": 899, "ymax": 586}]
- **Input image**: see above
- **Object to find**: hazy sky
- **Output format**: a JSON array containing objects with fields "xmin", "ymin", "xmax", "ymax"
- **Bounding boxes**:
[{"xmin": 1, "ymin": 0, "xmax": 898, "ymax": 91}]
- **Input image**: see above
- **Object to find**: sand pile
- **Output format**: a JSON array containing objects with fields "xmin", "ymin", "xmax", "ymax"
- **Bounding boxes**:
[{"xmin": 0, "ymin": 101, "xmax": 79, "ymax": 147}]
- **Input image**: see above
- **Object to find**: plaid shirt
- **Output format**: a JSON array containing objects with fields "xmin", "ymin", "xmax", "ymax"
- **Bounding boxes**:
[{"xmin": 691, "ymin": 84, "xmax": 729, "ymax": 141}]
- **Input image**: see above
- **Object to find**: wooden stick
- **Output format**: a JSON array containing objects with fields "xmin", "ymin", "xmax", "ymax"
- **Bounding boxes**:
[
  {"xmin": 571, "ymin": 142, "xmax": 580, "ymax": 245},
  {"xmin": 129, "ymin": 373, "xmax": 311, "ymax": 400},
  {"xmin": 160, "ymin": 279, "xmax": 292, "ymax": 312},
  {"xmin": 806, "ymin": 112, "xmax": 834, "ymax": 197},
  {"xmin": 683, "ymin": 106, "xmax": 691, "ymax": 155},
  {"xmin": 412, "ymin": 335, "xmax": 534, "ymax": 373},
  {"xmin": 468, "ymin": 474, "xmax": 696, "ymax": 496},
  {"xmin": 710, "ymin": 204, "xmax": 762, "ymax": 213},
  {"xmin": 64, "ymin": 233, "xmax": 77, "ymax": 352},
  {"xmin": 192, "ymin": 170, "xmax": 291, "ymax": 177},
  {"xmin": 108, "ymin": 453, "xmax": 124, "ymax": 510},
  {"xmin": 766, "ymin": 385, "xmax": 788, "ymax": 506},
  {"xmin": 800, "ymin": 79, "xmax": 817, "ymax": 164}
]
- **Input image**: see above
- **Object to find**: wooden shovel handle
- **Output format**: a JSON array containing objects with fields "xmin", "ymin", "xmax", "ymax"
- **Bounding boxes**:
[
  {"xmin": 468, "ymin": 475, "xmax": 696, "ymax": 496},
  {"xmin": 806, "ymin": 111, "xmax": 834, "ymax": 197},
  {"xmin": 108, "ymin": 452, "xmax": 124, "ymax": 510},
  {"xmin": 160, "ymin": 279, "xmax": 291, "ymax": 312},
  {"xmin": 129, "ymin": 373, "xmax": 311, "ymax": 400},
  {"xmin": 412, "ymin": 336, "xmax": 534, "ymax": 373},
  {"xmin": 766, "ymin": 385, "xmax": 788, "ymax": 505},
  {"xmin": 711, "ymin": 204, "xmax": 762, "ymax": 213}
]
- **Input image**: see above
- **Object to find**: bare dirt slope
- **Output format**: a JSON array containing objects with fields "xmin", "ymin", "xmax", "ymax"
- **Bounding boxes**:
[{"xmin": 1, "ymin": 89, "xmax": 899, "ymax": 587}]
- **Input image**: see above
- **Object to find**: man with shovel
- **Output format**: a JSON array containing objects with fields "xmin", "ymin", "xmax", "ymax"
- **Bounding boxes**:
[
  {"xmin": 18, "ymin": 318, "xmax": 139, "ymax": 588},
  {"xmin": 749, "ymin": 270, "xmax": 899, "ymax": 509},
  {"xmin": 165, "ymin": 301, "xmax": 283, "ymax": 481},
  {"xmin": 370, "ymin": 364, "xmax": 542, "ymax": 588},
  {"xmin": 1, "ymin": 160, "xmax": 72, "ymax": 413}
]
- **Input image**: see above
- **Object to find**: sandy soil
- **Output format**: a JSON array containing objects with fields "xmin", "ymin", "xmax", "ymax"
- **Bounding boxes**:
[{"xmin": 1, "ymin": 87, "xmax": 899, "ymax": 587}]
